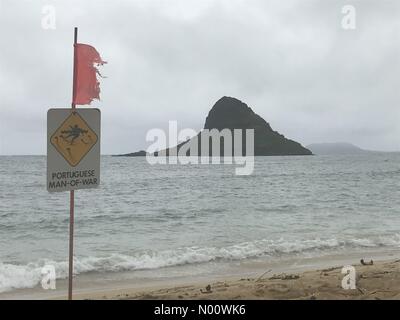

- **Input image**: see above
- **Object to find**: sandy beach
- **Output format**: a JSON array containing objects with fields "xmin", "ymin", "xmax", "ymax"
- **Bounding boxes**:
[
  {"xmin": 67, "ymin": 258, "xmax": 400, "ymax": 300},
  {"xmin": 1, "ymin": 252, "xmax": 400, "ymax": 300}
]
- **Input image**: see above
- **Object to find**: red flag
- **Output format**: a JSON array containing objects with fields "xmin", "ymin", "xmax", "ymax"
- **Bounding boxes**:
[{"xmin": 73, "ymin": 43, "xmax": 106, "ymax": 105}]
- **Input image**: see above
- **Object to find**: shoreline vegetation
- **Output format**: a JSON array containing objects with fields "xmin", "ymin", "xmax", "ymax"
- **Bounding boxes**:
[{"xmin": 115, "ymin": 97, "xmax": 312, "ymax": 157}]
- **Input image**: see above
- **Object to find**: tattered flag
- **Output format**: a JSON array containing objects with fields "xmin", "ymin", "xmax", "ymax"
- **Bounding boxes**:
[{"xmin": 73, "ymin": 43, "xmax": 106, "ymax": 105}]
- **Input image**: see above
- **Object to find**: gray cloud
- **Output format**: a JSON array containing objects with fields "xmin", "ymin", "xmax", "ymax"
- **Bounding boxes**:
[{"xmin": 0, "ymin": 0, "xmax": 399, "ymax": 154}]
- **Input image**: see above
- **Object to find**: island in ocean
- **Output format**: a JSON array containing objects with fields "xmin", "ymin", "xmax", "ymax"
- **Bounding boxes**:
[
  {"xmin": 116, "ymin": 96, "xmax": 312, "ymax": 156},
  {"xmin": 306, "ymin": 142, "xmax": 373, "ymax": 155}
]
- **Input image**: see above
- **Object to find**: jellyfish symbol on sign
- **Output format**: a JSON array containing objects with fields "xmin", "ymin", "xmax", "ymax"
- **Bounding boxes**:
[{"xmin": 61, "ymin": 124, "xmax": 88, "ymax": 145}]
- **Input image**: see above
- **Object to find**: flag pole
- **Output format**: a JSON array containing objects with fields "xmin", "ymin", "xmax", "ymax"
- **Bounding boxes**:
[{"xmin": 68, "ymin": 26, "xmax": 78, "ymax": 301}]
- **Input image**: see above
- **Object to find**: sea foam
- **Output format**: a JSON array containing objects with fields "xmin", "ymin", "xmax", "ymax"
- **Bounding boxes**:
[{"xmin": 1, "ymin": 235, "xmax": 399, "ymax": 293}]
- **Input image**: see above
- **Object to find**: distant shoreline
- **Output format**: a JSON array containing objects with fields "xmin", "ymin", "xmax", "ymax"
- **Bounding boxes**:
[{"xmin": 1, "ymin": 152, "xmax": 400, "ymax": 157}]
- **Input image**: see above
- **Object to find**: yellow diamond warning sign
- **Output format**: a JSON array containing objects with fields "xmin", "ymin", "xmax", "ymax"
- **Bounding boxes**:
[
  {"xmin": 47, "ymin": 108, "xmax": 100, "ymax": 192},
  {"xmin": 50, "ymin": 112, "xmax": 98, "ymax": 167}
]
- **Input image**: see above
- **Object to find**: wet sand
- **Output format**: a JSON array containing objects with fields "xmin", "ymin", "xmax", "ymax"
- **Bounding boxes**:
[
  {"xmin": 2, "ymin": 252, "xmax": 400, "ymax": 300},
  {"xmin": 77, "ymin": 258, "xmax": 400, "ymax": 300}
]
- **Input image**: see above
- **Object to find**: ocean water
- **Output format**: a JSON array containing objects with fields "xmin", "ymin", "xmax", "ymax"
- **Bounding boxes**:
[{"xmin": 1, "ymin": 154, "xmax": 400, "ymax": 294}]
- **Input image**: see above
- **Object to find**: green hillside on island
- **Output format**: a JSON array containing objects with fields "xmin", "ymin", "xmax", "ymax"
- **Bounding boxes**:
[{"xmin": 118, "ymin": 96, "xmax": 312, "ymax": 157}]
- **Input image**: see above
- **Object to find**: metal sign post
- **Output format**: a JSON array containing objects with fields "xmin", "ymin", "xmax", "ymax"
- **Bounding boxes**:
[
  {"xmin": 68, "ymin": 26, "xmax": 78, "ymax": 302},
  {"xmin": 68, "ymin": 189, "xmax": 74, "ymax": 300}
]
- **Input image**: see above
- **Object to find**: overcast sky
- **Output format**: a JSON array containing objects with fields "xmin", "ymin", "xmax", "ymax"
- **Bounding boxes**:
[{"xmin": 0, "ymin": 0, "xmax": 399, "ymax": 155}]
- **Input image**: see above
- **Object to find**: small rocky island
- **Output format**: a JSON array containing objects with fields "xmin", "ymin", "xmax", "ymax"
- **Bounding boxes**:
[{"xmin": 116, "ymin": 96, "xmax": 312, "ymax": 156}]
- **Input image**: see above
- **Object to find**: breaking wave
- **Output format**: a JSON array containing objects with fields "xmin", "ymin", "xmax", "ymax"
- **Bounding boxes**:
[{"xmin": 1, "ymin": 235, "xmax": 400, "ymax": 293}]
